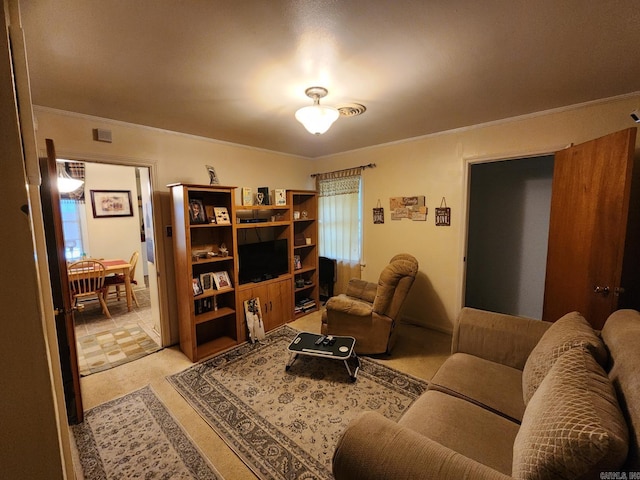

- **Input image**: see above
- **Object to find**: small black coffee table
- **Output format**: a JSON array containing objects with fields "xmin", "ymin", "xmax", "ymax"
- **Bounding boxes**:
[{"xmin": 285, "ymin": 332, "xmax": 360, "ymax": 382}]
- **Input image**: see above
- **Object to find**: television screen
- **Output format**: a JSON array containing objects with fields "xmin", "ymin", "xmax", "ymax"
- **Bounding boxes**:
[{"xmin": 238, "ymin": 238, "xmax": 289, "ymax": 284}]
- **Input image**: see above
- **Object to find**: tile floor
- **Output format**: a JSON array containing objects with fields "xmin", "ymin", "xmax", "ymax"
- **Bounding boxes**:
[{"xmin": 73, "ymin": 286, "xmax": 160, "ymax": 349}]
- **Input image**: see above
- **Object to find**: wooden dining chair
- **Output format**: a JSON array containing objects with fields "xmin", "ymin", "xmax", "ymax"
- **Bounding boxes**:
[
  {"xmin": 105, "ymin": 251, "xmax": 140, "ymax": 307},
  {"xmin": 68, "ymin": 259, "xmax": 111, "ymax": 318}
]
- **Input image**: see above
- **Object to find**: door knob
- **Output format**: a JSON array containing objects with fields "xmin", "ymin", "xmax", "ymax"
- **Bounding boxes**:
[{"xmin": 593, "ymin": 286, "xmax": 610, "ymax": 295}]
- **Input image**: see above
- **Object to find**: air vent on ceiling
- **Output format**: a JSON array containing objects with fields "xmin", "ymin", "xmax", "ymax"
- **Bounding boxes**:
[{"xmin": 338, "ymin": 103, "xmax": 367, "ymax": 117}]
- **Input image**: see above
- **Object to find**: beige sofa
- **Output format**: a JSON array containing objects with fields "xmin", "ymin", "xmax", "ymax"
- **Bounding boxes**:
[{"xmin": 333, "ymin": 307, "xmax": 640, "ymax": 479}]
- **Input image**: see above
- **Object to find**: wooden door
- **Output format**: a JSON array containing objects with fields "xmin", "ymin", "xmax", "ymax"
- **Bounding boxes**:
[
  {"xmin": 543, "ymin": 128, "xmax": 637, "ymax": 329},
  {"xmin": 40, "ymin": 138, "xmax": 83, "ymax": 424}
]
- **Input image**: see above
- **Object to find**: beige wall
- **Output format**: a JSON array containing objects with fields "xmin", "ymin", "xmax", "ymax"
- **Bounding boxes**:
[
  {"xmin": 315, "ymin": 93, "xmax": 640, "ymax": 333},
  {"xmin": 33, "ymin": 108, "xmax": 317, "ymax": 344},
  {"xmin": 33, "ymin": 95, "xmax": 640, "ymax": 341}
]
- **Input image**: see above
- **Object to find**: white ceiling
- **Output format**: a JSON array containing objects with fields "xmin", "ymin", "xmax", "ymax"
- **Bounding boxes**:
[{"xmin": 19, "ymin": 1, "xmax": 640, "ymax": 158}]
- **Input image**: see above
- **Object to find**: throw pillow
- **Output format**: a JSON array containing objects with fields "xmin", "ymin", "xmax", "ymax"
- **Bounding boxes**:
[
  {"xmin": 513, "ymin": 347, "xmax": 628, "ymax": 480},
  {"xmin": 522, "ymin": 311, "xmax": 606, "ymax": 404}
]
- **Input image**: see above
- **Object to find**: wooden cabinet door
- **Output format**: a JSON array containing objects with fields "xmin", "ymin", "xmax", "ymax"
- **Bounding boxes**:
[
  {"xmin": 265, "ymin": 278, "xmax": 292, "ymax": 330},
  {"xmin": 543, "ymin": 128, "xmax": 637, "ymax": 329}
]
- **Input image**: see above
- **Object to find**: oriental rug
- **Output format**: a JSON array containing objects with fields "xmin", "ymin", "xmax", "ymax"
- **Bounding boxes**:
[
  {"xmin": 168, "ymin": 325, "xmax": 428, "ymax": 480},
  {"xmin": 71, "ymin": 385, "xmax": 223, "ymax": 479}
]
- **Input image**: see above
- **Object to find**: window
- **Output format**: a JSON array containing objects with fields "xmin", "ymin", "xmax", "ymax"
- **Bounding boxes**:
[
  {"xmin": 60, "ymin": 198, "xmax": 87, "ymax": 261},
  {"xmin": 317, "ymin": 168, "xmax": 363, "ymax": 293}
]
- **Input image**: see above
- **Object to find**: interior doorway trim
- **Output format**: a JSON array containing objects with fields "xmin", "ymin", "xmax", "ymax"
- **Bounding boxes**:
[
  {"xmin": 42, "ymin": 148, "xmax": 170, "ymax": 348},
  {"xmin": 456, "ymin": 143, "xmax": 571, "ymax": 315}
]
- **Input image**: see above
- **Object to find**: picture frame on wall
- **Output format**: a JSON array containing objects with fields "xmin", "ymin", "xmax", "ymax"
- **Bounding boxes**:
[{"xmin": 90, "ymin": 190, "xmax": 134, "ymax": 218}]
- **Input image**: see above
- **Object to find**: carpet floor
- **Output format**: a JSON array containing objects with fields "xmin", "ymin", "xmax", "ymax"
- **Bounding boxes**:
[
  {"xmin": 168, "ymin": 325, "xmax": 429, "ymax": 480},
  {"xmin": 71, "ymin": 385, "xmax": 223, "ymax": 479},
  {"xmin": 76, "ymin": 323, "xmax": 161, "ymax": 376}
]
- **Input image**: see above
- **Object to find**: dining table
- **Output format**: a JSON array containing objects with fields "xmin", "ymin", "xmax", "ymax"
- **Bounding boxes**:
[{"xmin": 68, "ymin": 258, "xmax": 133, "ymax": 311}]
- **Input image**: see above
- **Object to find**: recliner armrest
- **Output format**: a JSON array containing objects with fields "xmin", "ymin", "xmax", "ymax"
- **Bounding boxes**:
[
  {"xmin": 333, "ymin": 412, "xmax": 511, "ymax": 480},
  {"xmin": 325, "ymin": 295, "xmax": 373, "ymax": 316},
  {"xmin": 452, "ymin": 307, "xmax": 551, "ymax": 370}
]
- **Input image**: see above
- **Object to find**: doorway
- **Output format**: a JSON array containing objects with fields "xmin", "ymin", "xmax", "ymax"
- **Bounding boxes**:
[
  {"xmin": 465, "ymin": 155, "xmax": 555, "ymax": 319},
  {"xmin": 58, "ymin": 160, "xmax": 163, "ymax": 375}
]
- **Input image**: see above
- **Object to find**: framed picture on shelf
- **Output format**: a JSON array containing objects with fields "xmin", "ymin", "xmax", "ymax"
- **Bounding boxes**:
[
  {"xmin": 204, "ymin": 205, "xmax": 216, "ymax": 223},
  {"xmin": 274, "ymin": 189, "xmax": 286, "ymax": 206},
  {"xmin": 213, "ymin": 207, "xmax": 231, "ymax": 224},
  {"xmin": 213, "ymin": 271, "xmax": 232, "ymax": 289},
  {"xmin": 90, "ymin": 190, "xmax": 134, "ymax": 218},
  {"xmin": 188, "ymin": 198, "xmax": 207, "ymax": 224},
  {"xmin": 242, "ymin": 187, "xmax": 253, "ymax": 206},
  {"xmin": 192, "ymin": 277, "xmax": 204, "ymax": 296},
  {"xmin": 257, "ymin": 187, "xmax": 270, "ymax": 205},
  {"xmin": 199, "ymin": 272, "xmax": 214, "ymax": 291},
  {"xmin": 293, "ymin": 255, "xmax": 302, "ymax": 270}
]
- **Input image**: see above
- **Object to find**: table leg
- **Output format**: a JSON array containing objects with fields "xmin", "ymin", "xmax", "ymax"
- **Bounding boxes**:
[
  {"xmin": 344, "ymin": 352, "xmax": 361, "ymax": 382},
  {"xmin": 285, "ymin": 352, "xmax": 298, "ymax": 371}
]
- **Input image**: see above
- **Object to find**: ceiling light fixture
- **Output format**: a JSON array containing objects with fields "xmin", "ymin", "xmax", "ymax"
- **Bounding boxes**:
[
  {"xmin": 295, "ymin": 87, "xmax": 340, "ymax": 135},
  {"xmin": 56, "ymin": 160, "xmax": 84, "ymax": 193}
]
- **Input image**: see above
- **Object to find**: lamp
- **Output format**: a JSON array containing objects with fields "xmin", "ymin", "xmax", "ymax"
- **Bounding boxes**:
[
  {"xmin": 295, "ymin": 87, "xmax": 340, "ymax": 135},
  {"xmin": 57, "ymin": 160, "xmax": 84, "ymax": 193}
]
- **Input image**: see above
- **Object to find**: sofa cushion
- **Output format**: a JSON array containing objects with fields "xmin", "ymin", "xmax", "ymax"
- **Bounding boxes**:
[
  {"xmin": 522, "ymin": 311, "xmax": 607, "ymax": 404},
  {"xmin": 399, "ymin": 390, "xmax": 520, "ymax": 475},
  {"xmin": 431, "ymin": 353, "xmax": 526, "ymax": 423},
  {"xmin": 601, "ymin": 309, "xmax": 640, "ymax": 471},
  {"xmin": 512, "ymin": 347, "xmax": 628, "ymax": 480}
]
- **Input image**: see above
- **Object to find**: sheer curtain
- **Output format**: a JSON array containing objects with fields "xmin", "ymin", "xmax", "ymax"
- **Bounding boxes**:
[{"xmin": 316, "ymin": 167, "xmax": 362, "ymax": 294}]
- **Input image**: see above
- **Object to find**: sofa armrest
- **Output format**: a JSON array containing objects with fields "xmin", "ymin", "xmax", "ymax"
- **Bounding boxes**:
[
  {"xmin": 452, "ymin": 307, "xmax": 551, "ymax": 370},
  {"xmin": 333, "ymin": 412, "xmax": 511, "ymax": 480}
]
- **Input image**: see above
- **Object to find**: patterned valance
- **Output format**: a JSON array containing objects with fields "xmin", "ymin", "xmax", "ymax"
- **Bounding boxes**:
[{"xmin": 316, "ymin": 167, "xmax": 362, "ymax": 197}]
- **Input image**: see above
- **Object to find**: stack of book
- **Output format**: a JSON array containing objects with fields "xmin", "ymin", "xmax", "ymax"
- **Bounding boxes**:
[{"xmin": 295, "ymin": 297, "xmax": 316, "ymax": 314}]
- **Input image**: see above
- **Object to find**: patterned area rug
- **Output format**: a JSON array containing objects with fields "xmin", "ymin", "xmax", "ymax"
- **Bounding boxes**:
[
  {"xmin": 76, "ymin": 324, "xmax": 161, "ymax": 376},
  {"xmin": 72, "ymin": 385, "xmax": 223, "ymax": 479},
  {"xmin": 168, "ymin": 325, "xmax": 428, "ymax": 480}
]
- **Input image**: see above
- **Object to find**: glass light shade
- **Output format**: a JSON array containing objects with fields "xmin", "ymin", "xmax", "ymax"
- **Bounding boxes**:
[
  {"xmin": 295, "ymin": 104, "xmax": 340, "ymax": 135},
  {"xmin": 56, "ymin": 162, "xmax": 84, "ymax": 193},
  {"xmin": 57, "ymin": 176, "xmax": 84, "ymax": 193}
]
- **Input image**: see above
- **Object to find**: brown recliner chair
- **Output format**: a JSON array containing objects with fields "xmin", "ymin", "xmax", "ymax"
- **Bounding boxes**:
[{"xmin": 321, "ymin": 254, "xmax": 418, "ymax": 354}]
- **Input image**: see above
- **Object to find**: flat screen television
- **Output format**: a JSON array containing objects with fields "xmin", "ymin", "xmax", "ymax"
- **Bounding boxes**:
[{"xmin": 238, "ymin": 238, "xmax": 289, "ymax": 284}]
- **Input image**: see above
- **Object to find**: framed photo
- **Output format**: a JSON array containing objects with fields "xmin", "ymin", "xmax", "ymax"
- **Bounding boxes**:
[
  {"xmin": 242, "ymin": 187, "xmax": 253, "ymax": 206},
  {"xmin": 90, "ymin": 190, "xmax": 133, "ymax": 218},
  {"xmin": 293, "ymin": 255, "xmax": 302, "ymax": 270},
  {"xmin": 204, "ymin": 205, "xmax": 216, "ymax": 223},
  {"xmin": 274, "ymin": 189, "xmax": 286, "ymax": 206},
  {"xmin": 200, "ymin": 272, "xmax": 214, "ymax": 291},
  {"xmin": 213, "ymin": 271, "xmax": 232, "ymax": 289},
  {"xmin": 188, "ymin": 198, "xmax": 207, "ymax": 224},
  {"xmin": 192, "ymin": 277, "xmax": 204, "ymax": 296},
  {"xmin": 213, "ymin": 207, "xmax": 230, "ymax": 224}
]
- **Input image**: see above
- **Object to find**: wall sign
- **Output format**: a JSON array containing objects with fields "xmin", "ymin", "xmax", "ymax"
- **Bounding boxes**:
[
  {"xmin": 435, "ymin": 197, "xmax": 451, "ymax": 226},
  {"xmin": 390, "ymin": 196, "xmax": 427, "ymax": 221},
  {"xmin": 373, "ymin": 199, "xmax": 384, "ymax": 224}
]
